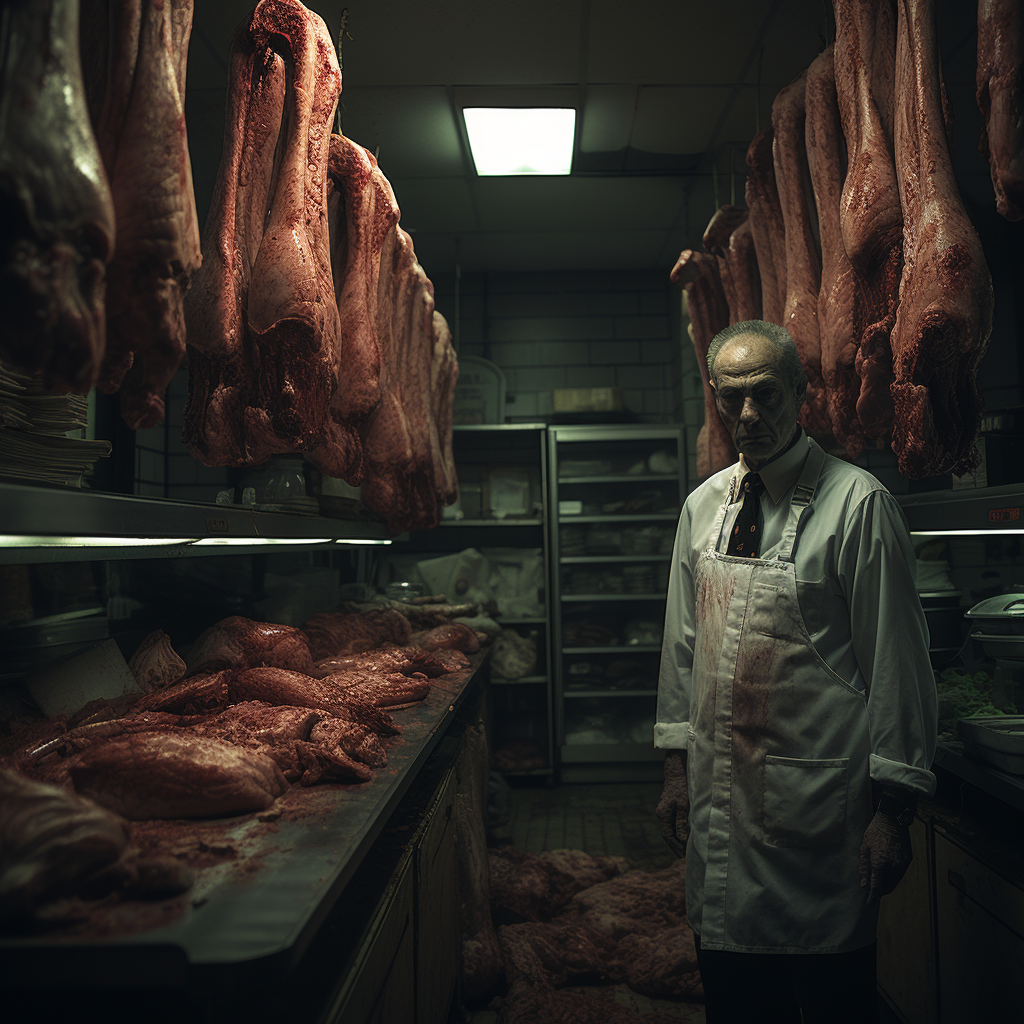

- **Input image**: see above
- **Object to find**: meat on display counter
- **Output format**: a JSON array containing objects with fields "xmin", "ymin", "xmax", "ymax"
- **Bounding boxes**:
[{"xmin": 3, "ymin": 651, "xmax": 486, "ymax": 1021}]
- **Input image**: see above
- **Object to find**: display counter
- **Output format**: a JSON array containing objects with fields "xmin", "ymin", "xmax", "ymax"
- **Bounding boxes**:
[{"xmin": 3, "ymin": 651, "xmax": 489, "ymax": 1021}]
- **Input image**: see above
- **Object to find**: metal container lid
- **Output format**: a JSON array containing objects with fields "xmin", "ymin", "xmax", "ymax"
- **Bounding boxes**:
[{"xmin": 965, "ymin": 594, "xmax": 1024, "ymax": 636}]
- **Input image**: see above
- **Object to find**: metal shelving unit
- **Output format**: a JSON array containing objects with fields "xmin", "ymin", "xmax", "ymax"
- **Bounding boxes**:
[
  {"xmin": 385, "ymin": 424, "xmax": 556, "ymax": 779},
  {"xmin": 548, "ymin": 424, "xmax": 686, "ymax": 783}
]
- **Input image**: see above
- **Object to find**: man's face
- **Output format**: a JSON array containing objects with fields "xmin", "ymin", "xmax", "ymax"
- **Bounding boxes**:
[{"xmin": 711, "ymin": 334, "xmax": 804, "ymax": 467}]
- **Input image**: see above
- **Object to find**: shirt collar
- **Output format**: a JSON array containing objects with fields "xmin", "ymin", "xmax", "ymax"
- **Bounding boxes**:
[{"xmin": 738, "ymin": 428, "xmax": 809, "ymax": 505}]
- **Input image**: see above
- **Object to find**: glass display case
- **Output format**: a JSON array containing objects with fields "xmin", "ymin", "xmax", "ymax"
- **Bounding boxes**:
[{"xmin": 548, "ymin": 424, "xmax": 686, "ymax": 782}]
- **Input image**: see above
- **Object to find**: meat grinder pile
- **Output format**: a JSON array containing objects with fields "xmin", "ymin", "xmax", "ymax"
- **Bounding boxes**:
[
  {"xmin": 0, "ymin": 0, "xmax": 458, "ymax": 535},
  {"xmin": 0, "ymin": 601, "xmax": 483, "ymax": 928},
  {"xmin": 676, "ymin": 0, "xmax": 1021, "ymax": 482}
]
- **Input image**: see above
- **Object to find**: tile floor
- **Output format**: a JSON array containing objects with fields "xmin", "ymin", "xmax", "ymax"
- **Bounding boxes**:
[{"xmin": 475, "ymin": 779, "xmax": 905, "ymax": 1024}]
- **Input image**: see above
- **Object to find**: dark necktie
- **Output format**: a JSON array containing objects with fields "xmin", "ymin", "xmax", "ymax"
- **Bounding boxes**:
[{"xmin": 728, "ymin": 472, "xmax": 764, "ymax": 558}]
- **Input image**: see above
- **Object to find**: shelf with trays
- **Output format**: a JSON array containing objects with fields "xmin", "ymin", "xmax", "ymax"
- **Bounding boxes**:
[
  {"xmin": 382, "ymin": 424, "xmax": 555, "ymax": 779},
  {"xmin": 0, "ymin": 481, "xmax": 389, "ymax": 563},
  {"xmin": 490, "ymin": 674, "xmax": 548, "ymax": 686},
  {"xmin": 557, "ymin": 513, "xmax": 680, "ymax": 524},
  {"xmin": 548, "ymin": 424, "xmax": 685, "ymax": 782},
  {"xmin": 563, "ymin": 645, "xmax": 662, "ymax": 654}
]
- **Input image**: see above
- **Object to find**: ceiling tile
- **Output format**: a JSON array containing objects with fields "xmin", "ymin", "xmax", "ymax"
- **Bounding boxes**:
[
  {"xmin": 580, "ymin": 85, "xmax": 637, "ymax": 153},
  {"xmin": 338, "ymin": 87, "xmax": 465, "ymax": 177},
  {"xmin": 388, "ymin": 177, "xmax": 478, "ymax": 234},
  {"xmin": 338, "ymin": 0, "xmax": 581, "ymax": 87},
  {"xmin": 472, "ymin": 176, "xmax": 689, "ymax": 233}
]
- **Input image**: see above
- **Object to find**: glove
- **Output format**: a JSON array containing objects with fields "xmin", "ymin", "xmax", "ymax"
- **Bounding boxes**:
[
  {"xmin": 859, "ymin": 798, "xmax": 913, "ymax": 906},
  {"xmin": 655, "ymin": 749, "xmax": 689, "ymax": 858}
]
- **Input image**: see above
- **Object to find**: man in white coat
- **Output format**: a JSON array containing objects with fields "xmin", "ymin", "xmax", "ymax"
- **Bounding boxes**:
[{"xmin": 655, "ymin": 320, "xmax": 937, "ymax": 1024}]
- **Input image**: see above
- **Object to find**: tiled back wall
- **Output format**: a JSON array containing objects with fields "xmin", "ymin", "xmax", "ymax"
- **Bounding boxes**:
[{"xmin": 431, "ymin": 269, "xmax": 689, "ymax": 428}]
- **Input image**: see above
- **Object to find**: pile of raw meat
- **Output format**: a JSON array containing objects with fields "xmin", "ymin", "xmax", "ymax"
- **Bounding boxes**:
[
  {"xmin": 181, "ymin": 0, "xmax": 458, "ymax": 534},
  {"xmin": 0, "ymin": 603, "xmax": 481, "ymax": 928},
  {"xmin": 464, "ymin": 846, "xmax": 703, "ymax": 1024},
  {"xmin": 0, "ymin": 0, "xmax": 457, "ymax": 534},
  {"xmin": 676, "ymin": 0, "xmax": 1017, "ymax": 482}
]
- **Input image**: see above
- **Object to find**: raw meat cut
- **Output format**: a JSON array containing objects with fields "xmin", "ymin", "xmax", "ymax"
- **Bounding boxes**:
[
  {"xmin": 670, "ymin": 250, "xmax": 735, "ymax": 479},
  {"xmin": 806, "ymin": 44, "xmax": 864, "ymax": 456},
  {"xmin": 891, "ymin": 0, "xmax": 994, "ymax": 477},
  {"xmin": 177, "ymin": 702, "xmax": 372, "ymax": 784},
  {"xmin": 0, "ymin": 766, "xmax": 127, "ymax": 922},
  {"xmin": 489, "ymin": 847, "xmax": 629, "ymax": 924},
  {"xmin": 304, "ymin": 134, "xmax": 397, "ymax": 481},
  {"xmin": 977, "ymin": 0, "xmax": 1024, "ymax": 220},
  {"xmin": 312, "ymin": 646, "xmax": 449, "ymax": 679},
  {"xmin": 185, "ymin": 616, "xmax": 314, "ymax": 677},
  {"xmin": 331, "ymin": 672, "xmax": 431, "ymax": 708},
  {"xmin": 0, "ymin": 0, "xmax": 115, "ymax": 392},
  {"xmin": 309, "ymin": 718, "xmax": 387, "ymax": 768},
  {"xmin": 232, "ymin": 667, "xmax": 402, "ymax": 735},
  {"xmin": 132, "ymin": 671, "xmax": 233, "ymax": 715},
  {"xmin": 833, "ymin": 0, "xmax": 902, "ymax": 447},
  {"xmin": 183, "ymin": 0, "xmax": 341, "ymax": 466},
  {"xmin": 81, "ymin": 0, "xmax": 201, "ymax": 429},
  {"xmin": 744, "ymin": 131, "xmax": 787, "ymax": 326},
  {"xmin": 68, "ymin": 731, "xmax": 288, "ymax": 819},
  {"xmin": 128, "ymin": 629, "xmax": 186, "ymax": 692},
  {"xmin": 772, "ymin": 70, "xmax": 829, "ymax": 439},
  {"xmin": 302, "ymin": 609, "xmax": 413, "ymax": 659},
  {"xmin": 412, "ymin": 622, "xmax": 481, "ymax": 654},
  {"xmin": 703, "ymin": 207, "xmax": 761, "ymax": 326}
]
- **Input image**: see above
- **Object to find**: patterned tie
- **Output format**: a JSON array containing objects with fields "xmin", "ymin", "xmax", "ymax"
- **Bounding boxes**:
[{"xmin": 728, "ymin": 472, "xmax": 764, "ymax": 558}]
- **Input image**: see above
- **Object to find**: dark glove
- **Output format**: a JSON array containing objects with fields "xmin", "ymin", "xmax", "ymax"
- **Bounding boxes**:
[
  {"xmin": 859, "ymin": 796, "xmax": 914, "ymax": 906},
  {"xmin": 656, "ymin": 749, "xmax": 689, "ymax": 858}
]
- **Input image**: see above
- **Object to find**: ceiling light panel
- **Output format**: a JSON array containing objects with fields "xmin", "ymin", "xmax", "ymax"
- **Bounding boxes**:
[{"xmin": 464, "ymin": 108, "xmax": 576, "ymax": 176}]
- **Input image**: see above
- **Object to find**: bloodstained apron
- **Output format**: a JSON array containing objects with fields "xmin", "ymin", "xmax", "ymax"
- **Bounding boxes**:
[{"xmin": 685, "ymin": 443, "xmax": 877, "ymax": 953}]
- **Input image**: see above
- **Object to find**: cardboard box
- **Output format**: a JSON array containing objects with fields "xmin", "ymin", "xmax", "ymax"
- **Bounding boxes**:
[{"xmin": 552, "ymin": 387, "xmax": 623, "ymax": 413}]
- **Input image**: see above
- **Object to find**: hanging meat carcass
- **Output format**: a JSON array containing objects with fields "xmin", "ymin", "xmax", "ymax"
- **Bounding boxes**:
[
  {"xmin": 977, "ymin": 0, "xmax": 1024, "ymax": 221},
  {"xmin": 771, "ymin": 69, "xmax": 831, "ymax": 441},
  {"xmin": 744, "ymin": 131, "xmax": 787, "ymax": 328},
  {"xmin": 182, "ymin": 0, "xmax": 341, "ymax": 467},
  {"xmin": 0, "ymin": 0, "xmax": 115, "ymax": 392},
  {"xmin": 702, "ymin": 205, "xmax": 762, "ymax": 326},
  {"xmin": 80, "ymin": 0, "xmax": 201, "ymax": 429},
  {"xmin": 832, "ymin": 0, "xmax": 901, "ymax": 448},
  {"xmin": 304, "ymin": 134, "xmax": 398, "ymax": 483},
  {"xmin": 670, "ymin": 250, "xmax": 735, "ymax": 480},
  {"xmin": 890, "ymin": 0, "xmax": 994, "ymax": 478},
  {"xmin": 806, "ymin": 44, "xmax": 864, "ymax": 457}
]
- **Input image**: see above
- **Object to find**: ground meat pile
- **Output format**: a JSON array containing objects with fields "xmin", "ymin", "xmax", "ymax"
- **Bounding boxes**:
[{"xmin": 480, "ymin": 848, "xmax": 703, "ymax": 1023}]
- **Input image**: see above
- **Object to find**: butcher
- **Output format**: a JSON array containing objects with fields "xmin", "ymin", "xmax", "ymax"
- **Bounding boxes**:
[{"xmin": 654, "ymin": 319, "xmax": 937, "ymax": 1024}]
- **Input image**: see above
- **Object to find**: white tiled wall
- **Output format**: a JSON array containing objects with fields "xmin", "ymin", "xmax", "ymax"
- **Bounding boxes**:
[{"xmin": 432, "ymin": 269, "xmax": 687, "ymax": 427}]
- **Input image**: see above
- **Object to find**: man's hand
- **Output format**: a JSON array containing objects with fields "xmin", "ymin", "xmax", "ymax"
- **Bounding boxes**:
[
  {"xmin": 859, "ymin": 803, "xmax": 913, "ymax": 906},
  {"xmin": 656, "ymin": 749, "xmax": 689, "ymax": 858}
]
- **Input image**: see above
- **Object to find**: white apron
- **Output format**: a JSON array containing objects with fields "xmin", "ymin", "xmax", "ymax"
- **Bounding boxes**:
[{"xmin": 686, "ymin": 443, "xmax": 877, "ymax": 953}]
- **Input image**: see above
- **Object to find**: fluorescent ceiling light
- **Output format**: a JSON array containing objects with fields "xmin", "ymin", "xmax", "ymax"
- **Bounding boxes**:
[{"xmin": 463, "ymin": 107, "xmax": 575, "ymax": 176}]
